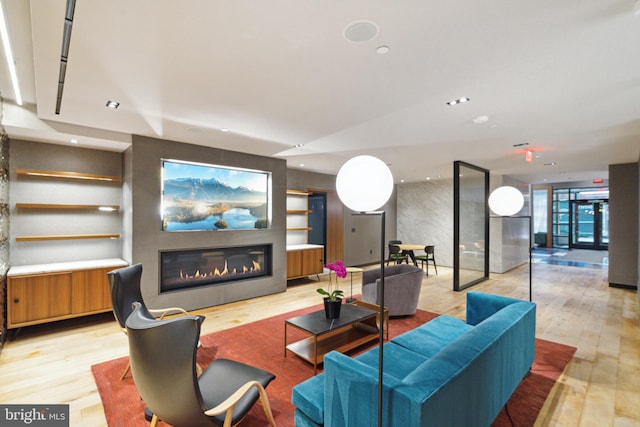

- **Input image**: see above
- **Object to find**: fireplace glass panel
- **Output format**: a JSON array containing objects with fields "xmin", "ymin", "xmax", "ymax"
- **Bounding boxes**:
[{"xmin": 160, "ymin": 244, "xmax": 272, "ymax": 293}]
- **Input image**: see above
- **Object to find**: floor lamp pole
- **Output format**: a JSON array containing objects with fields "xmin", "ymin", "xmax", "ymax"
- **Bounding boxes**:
[
  {"xmin": 527, "ymin": 215, "xmax": 532, "ymax": 302},
  {"xmin": 378, "ymin": 211, "xmax": 385, "ymax": 427}
]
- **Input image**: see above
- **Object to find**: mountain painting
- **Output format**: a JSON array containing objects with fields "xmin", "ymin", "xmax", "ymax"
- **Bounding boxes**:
[{"xmin": 161, "ymin": 160, "xmax": 270, "ymax": 231}]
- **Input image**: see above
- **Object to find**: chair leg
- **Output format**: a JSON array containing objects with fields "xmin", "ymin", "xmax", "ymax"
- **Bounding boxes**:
[
  {"xmin": 432, "ymin": 260, "xmax": 438, "ymax": 275},
  {"xmin": 120, "ymin": 361, "xmax": 131, "ymax": 380},
  {"xmin": 150, "ymin": 414, "xmax": 159, "ymax": 427},
  {"xmin": 257, "ymin": 385, "xmax": 277, "ymax": 427}
]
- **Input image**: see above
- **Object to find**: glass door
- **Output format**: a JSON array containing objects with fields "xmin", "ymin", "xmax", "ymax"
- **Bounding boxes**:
[
  {"xmin": 308, "ymin": 192, "xmax": 327, "ymax": 262},
  {"xmin": 570, "ymin": 200, "xmax": 608, "ymax": 249}
]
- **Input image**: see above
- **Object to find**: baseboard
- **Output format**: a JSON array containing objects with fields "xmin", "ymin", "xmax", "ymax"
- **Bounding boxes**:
[{"xmin": 608, "ymin": 282, "xmax": 638, "ymax": 290}]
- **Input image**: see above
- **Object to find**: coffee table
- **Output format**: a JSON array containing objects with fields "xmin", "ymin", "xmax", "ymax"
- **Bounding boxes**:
[{"xmin": 284, "ymin": 304, "xmax": 383, "ymax": 373}]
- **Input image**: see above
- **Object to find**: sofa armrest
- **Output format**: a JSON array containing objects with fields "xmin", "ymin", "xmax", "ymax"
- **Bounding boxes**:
[
  {"xmin": 324, "ymin": 351, "xmax": 403, "ymax": 427},
  {"xmin": 466, "ymin": 291, "xmax": 533, "ymax": 326}
]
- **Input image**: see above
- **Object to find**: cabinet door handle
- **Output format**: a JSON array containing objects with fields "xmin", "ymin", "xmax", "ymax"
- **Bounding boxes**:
[{"xmin": 13, "ymin": 298, "xmax": 20, "ymax": 304}]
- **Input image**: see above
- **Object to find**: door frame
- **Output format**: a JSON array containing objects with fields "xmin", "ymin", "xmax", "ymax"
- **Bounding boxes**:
[{"xmin": 570, "ymin": 199, "xmax": 609, "ymax": 250}]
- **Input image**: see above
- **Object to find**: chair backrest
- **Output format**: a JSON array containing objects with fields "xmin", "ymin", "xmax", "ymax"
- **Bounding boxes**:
[
  {"xmin": 389, "ymin": 240, "xmax": 402, "ymax": 245},
  {"xmin": 425, "ymin": 245, "xmax": 435, "ymax": 256},
  {"xmin": 126, "ymin": 302, "xmax": 214, "ymax": 427},
  {"xmin": 107, "ymin": 263, "xmax": 152, "ymax": 329},
  {"xmin": 389, "ymin": 244, "xmax": 402, "ymax": 255}
]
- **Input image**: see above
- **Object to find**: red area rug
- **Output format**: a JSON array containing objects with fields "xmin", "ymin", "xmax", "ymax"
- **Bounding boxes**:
[{"xmin": 92, "ymin": 305, "xmax": 575, "ymax": 426}]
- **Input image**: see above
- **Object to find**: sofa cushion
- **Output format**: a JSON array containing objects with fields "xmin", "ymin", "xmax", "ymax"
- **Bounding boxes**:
[
  {"xmin": 355, "ymin": 342, "xmax": 429, "ymax": 380},
  {"xmin": 391, "ymin": 314, "xmax": 472, "ymax": 358},
  {"xmin": 291, "ymin": 373, "xmax": 324, "ymax": 425}
]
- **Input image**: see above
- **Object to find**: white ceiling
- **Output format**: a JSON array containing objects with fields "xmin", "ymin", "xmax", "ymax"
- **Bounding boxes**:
[{"xmin": 1, "ymin": 0, "xmax": 639, "ymax": 184}]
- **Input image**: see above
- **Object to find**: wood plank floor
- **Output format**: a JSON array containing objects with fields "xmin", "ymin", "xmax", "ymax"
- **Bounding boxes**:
[{"xmin": 0, "ymin": 262, "xmax": 638, "ymax": 426}]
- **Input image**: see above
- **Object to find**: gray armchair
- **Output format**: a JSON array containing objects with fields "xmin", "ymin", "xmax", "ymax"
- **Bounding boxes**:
[{"xmin": 361, "ymin": 264, "xmax": 424, "ymax": 316}]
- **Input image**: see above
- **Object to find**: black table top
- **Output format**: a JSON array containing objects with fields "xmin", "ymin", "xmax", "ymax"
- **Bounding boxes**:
[{"xmin": 285, "ymin": 303, "xmax": 376, "ymax": 335}]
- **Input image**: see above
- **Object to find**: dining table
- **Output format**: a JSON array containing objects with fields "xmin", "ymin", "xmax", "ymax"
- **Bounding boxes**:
[{"xmin": 394, "ymin": 244, "xmax": 427, "ymax": 266}]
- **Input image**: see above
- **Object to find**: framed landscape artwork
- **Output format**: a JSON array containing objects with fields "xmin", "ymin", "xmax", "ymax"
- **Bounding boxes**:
[{"xmin": 161, "ymin": 159, "xmax": 270, "ymax": 231}]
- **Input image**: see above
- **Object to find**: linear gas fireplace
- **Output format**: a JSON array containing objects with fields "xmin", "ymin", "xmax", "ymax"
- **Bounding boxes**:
[{"xmin": 160, "ymin": 244, "xmax": 272, "ymax": 293}]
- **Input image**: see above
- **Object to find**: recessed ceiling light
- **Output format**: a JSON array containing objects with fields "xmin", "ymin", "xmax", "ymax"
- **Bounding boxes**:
[
  {"xmin": 447, "ymin": 97, "xmax": 470, "ymax": 106},
  {"xmin": 220, "ymin": 128, "xmax": 229, "ymax": 132},
  {"xmin": 69, "ymin": 138, "xmax": 78, "ymax": 144},
  {"xmin": 472, "ymin": 115, "xmax": 489, "ymax": 125},
  {"xmin": 299, "ymin": 163, "xmax": 305, "ymax": 167},
  {"xmin": 105, "ymin": 100, "xmax": 120, "ymax": 109},
  {"xmin": 376, "ymin": 46, "xmax": 390, "ymax": 55},
  {"xmin": 400, "ymin": 179, "xmax": 405, "ymax": 183},
  {"xmin": 294, "ymin": 144, "xmax": 304, "ymax": 148},
  {"xmin": 426, "ymin": 177, "xmax": 431, "ymax": 180}
]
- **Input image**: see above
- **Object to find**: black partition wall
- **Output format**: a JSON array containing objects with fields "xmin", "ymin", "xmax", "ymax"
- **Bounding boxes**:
[{"xmin": 454, "ymin": 161, "xmax": 489, "ymax": 291}]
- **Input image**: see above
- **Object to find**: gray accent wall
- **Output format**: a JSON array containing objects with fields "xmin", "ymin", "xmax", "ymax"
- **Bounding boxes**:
[
  {"xmin": 608, "ymin": 162, "xmax": 639, "ymax": 289},
  {"xmin": 398, "ymin": 180, "xmax": 453, "ymax": 268},
  {"xmin": 129, "ymin": 135, "xmax": 288, "ymax": 311}
]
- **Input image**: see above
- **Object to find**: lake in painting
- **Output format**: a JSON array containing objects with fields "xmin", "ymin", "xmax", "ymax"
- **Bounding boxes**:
[{"xmin": 164, "ymin": 208, "xmax": 260, "ymax": 231}]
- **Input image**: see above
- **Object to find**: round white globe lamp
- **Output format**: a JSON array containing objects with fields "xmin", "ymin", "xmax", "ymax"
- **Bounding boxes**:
[
  {"xmin": 336, "ymin": 155, "xmax": 394, "ymax": 212},
  {"xmin": 488, "ymin": 185, "xmax": 524, "ymax": 216}
]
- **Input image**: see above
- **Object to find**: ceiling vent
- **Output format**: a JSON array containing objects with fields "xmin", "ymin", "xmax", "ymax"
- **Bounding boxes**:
[{"xmin": 343, "ymin": 20, "xmax": 379, "ymax": 43}]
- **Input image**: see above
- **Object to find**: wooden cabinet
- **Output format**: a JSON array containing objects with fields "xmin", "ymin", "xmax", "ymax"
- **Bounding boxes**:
[
  {"xmin": 287, "ymin": 246, "xmax": 324, "ymax": 280},
  {"xmin": 8, "ymin": 273, "xmax": 73, "ymax": 327},
  {"xmin": 7, "ymin": 260, "xmax": 126, "ymax": 329},
  {"xmin": 286, "ymin": 250, "xmax": 304, "ymax": 280},
  {"xmin": 70, "ymin": 267, "xmax": 115, "ymax": 314}
]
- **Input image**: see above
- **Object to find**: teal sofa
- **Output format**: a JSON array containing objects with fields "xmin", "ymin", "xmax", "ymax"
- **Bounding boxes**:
[{"xmin": 291, "ymin": 292, "xmax": 536, "ymax": 427}]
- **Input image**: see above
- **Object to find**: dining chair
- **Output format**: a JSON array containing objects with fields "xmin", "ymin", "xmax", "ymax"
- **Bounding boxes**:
[
  {"xmin": 387, "ymin": 243, "xmax": 409, "ymax": 265},
  {"xmin": 415, "ymin": 245, "xmax": 437, "ymax": 276}
]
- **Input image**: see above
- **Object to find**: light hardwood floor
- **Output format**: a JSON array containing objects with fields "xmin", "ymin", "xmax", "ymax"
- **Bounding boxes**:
[{"xmin": 0, "ymin": 262, "xmax": 638, "ymax": 426}]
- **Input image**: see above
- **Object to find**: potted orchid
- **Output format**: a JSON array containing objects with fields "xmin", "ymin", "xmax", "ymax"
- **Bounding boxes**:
[{"xmin": 317, "ymin": 260, "xmax": 347, "ymax": 319}]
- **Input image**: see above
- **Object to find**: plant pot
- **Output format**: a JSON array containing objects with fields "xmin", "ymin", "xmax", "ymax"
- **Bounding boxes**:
[{"xmin": 323, "ymin": 297, "xmax": 343, "ymax": 319}]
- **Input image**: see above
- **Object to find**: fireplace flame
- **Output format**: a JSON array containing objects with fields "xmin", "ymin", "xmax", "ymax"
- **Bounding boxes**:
[{"xmin": 177, "ymin": 259, "xmax": 262, "ymax": 282}]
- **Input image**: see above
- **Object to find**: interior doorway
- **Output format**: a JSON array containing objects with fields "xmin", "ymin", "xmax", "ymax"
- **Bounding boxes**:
[{"xmin": 570, "ymin": 200, "xmax": 609, "ymax": 250}]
